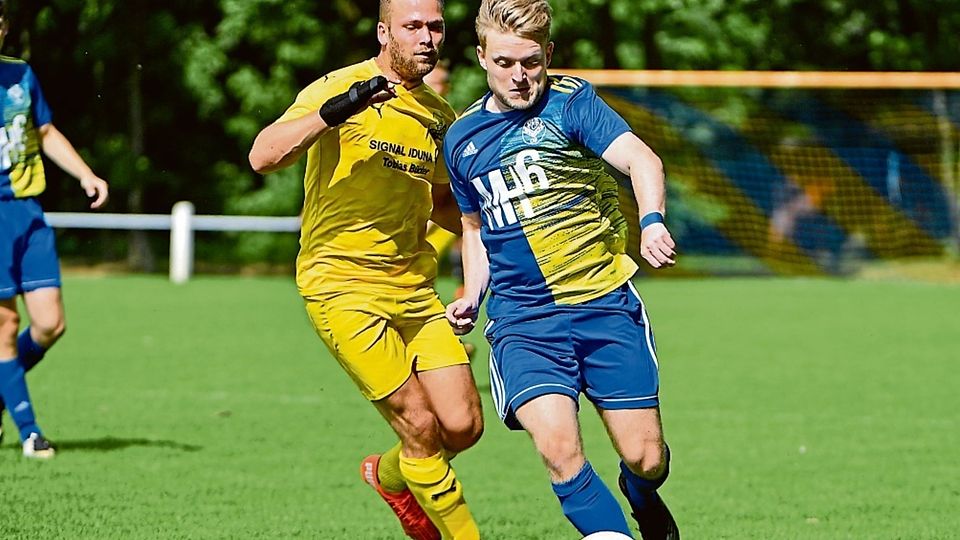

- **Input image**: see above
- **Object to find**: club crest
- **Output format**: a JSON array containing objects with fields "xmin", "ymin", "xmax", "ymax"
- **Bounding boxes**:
[
  {"xmin": 521, "ymin": 117, "xmax": 545, "ymax": 144},
  {"xmin": 428, "ymin": 114, "xmax": 448, "ymax": 145}
]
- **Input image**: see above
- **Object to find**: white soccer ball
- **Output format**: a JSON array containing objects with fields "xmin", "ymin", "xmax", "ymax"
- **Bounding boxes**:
[{"xmin": 582, "ymin": 532, "xmax": 633, "ymax": 540}]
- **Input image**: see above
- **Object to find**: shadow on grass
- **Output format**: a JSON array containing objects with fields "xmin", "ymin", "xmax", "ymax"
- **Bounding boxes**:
[{"xmin": 53, "ymin": 437, "xmax": 202, "ymax": 453}]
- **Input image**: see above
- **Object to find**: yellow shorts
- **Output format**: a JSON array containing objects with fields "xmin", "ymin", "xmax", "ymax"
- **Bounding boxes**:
[{"xmin": 304, "ymin": 286, "xmax": 469, "ymax": 401}]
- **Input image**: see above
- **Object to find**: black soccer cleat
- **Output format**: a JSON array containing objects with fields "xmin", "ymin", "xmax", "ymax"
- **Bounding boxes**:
[{"xmin": 618, "ymin": 473, "xmax": 680, "ymax": 540}]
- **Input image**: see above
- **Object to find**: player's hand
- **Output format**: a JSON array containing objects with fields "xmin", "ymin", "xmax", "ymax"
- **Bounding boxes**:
[
  {"xmin": 367, "ymin": 79, "xmax": 398, "ymax": 107},
  {"xmin": 446, "ymin": 298, "xmax": 478, "ymax": 335},
  {"xmin": 320, "ymin": 76, "xmax": 395, "ymax": 126},
  {"xmin": 79, "ymin": 174, "xmax": 109, "ymax": 209},
  {"xmin": 639, "ymin": 223, "xmax": 676, "ymax": 269}
]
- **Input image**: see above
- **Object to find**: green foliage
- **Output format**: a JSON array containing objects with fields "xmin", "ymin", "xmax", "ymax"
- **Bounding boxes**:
[{"xmin": 2, "ymin": 0, "xmax": 957, "ymax": 261}]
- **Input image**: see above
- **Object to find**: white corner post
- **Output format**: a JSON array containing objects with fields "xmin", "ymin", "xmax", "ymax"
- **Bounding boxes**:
[{"xmin": 170, "ymin": 201, "xmax": 195, "ymax": 284}]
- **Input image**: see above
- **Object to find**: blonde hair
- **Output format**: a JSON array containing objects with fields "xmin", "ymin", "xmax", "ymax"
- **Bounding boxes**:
[
  {"xmin": 475, "ymin": 0, "xmax": 553, "ymax": 48},
  {"xmin": 380, "ymin": 0, "xmax": 446, "ymax": 23}
]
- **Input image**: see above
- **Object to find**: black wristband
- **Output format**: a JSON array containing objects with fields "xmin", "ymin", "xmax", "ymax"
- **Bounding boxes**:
[{"xmin": 319, "ymin": 76, "xmax": 389, "ymax": 127}]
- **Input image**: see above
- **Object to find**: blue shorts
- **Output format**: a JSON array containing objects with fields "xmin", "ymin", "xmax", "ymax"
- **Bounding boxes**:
[
  {"xmin": 0, "ymin": 198, "xmax": 62, "ymax": 300},
  {"xmin": 484, "ymin": 281, "xmax": 660, "ymax": 430}
]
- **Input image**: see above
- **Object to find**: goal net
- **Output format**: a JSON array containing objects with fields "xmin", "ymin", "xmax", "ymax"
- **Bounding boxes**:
[{"xmin": 570, "ymin": 70, "xmax": 960, "ymax": 276}]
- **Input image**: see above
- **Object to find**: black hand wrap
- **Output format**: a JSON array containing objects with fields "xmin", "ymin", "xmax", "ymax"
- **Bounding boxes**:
[{"xmin": 318, "ymin": 76, "xmax": 390, "ymax": 127}]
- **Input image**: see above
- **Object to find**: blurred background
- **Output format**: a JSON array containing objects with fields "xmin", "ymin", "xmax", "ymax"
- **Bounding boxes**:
[{"xmin": 3, "ymin": 0, "xmax": 959, "ymax": 278}]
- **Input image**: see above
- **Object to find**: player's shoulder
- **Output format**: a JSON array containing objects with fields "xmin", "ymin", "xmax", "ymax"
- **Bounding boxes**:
[
  {"xmin": 415, "ymin": 84, "xmax": 457, "ymax": 124},
  {"xmin": 548, "ymin": 74, "xmax": 591, "ymax": 96},
  {"xmin": 0, "ymin": 55, "xmax": 30, "ymax": 76},
  {"xmin": 447, "ymin": 96, "xmax": 486, "ymax": 137},
  {"xmin": 443, "ymin": 96, "xmax": 489, "ymax": 165},
  {"xmin": 0, "ymin": 55, "xmax": 27, "ymax": 66},
  {"xmin": 305, "ymin": 59, "xmax": 378, "ymax": 93}
]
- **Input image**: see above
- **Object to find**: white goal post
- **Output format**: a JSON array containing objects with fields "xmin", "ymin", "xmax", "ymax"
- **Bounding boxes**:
[{"xmin": 45, "ymin": 201, "xmax": 300, "ymax": 284}]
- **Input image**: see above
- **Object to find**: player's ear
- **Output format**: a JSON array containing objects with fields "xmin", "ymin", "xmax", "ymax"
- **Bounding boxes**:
[
  {"xmin": 377, "ymin": 21, "xmax": 389, "ymax": 47},
  {"xmin": 545, "ymin": 42, "xmax": 554, "ymax": 68},
  {"xmin": 476, "ymin": 45, "xmax": 487, "ymax": 70}
]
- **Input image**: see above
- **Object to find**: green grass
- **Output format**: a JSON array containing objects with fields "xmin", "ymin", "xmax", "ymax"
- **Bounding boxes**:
[{"xmin": 1, "ymin": 275, "xmax": 957, "ymax": 539}]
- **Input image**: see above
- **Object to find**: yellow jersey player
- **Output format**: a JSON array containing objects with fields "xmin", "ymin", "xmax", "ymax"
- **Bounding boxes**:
[{"xmin": 248, "ymin": 1, "xmax": 483, "ymax": 539}]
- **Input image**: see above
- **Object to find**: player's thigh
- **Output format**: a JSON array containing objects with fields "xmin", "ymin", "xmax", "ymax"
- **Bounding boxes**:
[
  {"xmin": 418, "ymin": 362, "xmax": 483, "ymax": 447},
  {"xmin": 486, "ymin": 314, "xmax": 580, "ymax": 430},
  {"xmin": 515, "ymin": 393, "xmax": 584, "ymax": 477},
  {"xmin": 372, "ymin": 371, "xmax": 443, "ymax": 457},
  {"xmin": 574, "ymin": 286, "xmax": 660, "ymax": 411},
  {"xmin": 597, "ymin": 406, "xmax": 666, "ymax": 471},
  {"xmin": 303, "ymin": 293, "xmax": 411, "ymax": 401},
  {"xmin": 21, "ymin": 286, "xmax": 65, "ymax": 334}
]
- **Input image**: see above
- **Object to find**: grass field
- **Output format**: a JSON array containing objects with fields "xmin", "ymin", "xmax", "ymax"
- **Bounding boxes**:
[{"xmin": 1, "ymin": 275, "xmax": 957, "ymax": 539}]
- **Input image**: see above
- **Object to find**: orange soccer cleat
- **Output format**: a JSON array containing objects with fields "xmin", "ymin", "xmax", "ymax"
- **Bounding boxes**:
[{"xmin": 360, "ymin": 454, "xmax": 441, "ymax": 540}]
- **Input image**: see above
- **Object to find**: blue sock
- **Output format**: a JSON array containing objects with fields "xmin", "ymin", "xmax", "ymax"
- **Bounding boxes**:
[
  {"xmin": 0, "ymin": 358, "xmax": 41, "ymax": 441},
  {"xmin": 620, "ymin": 445, "xmax": 671, "ymax": 512},
  {"xmin": 18, "ymin": 328, "xmax": 47, "ymax": 372},
  {"xmin": 552, "ymin": 461, "xmax": 632, "ymax": 537}
]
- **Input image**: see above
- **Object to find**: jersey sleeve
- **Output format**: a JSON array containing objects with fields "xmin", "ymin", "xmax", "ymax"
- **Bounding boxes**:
[
  {"xmin": 561, "ymin": 80, "xmax": 631, "ymax": 157},
  {"xmin": 443, "ymin": 134, "xmax": 480, "ymax": 214},
  {"xmin": 26, "ymin": 65, "xmax": 52, "ymax": 126}
]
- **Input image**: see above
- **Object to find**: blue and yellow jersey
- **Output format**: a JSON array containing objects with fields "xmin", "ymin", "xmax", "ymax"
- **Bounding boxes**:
[
  {"xmin": 443, "ymin": 76, "xmax": 638, "ymax": 319},
  {"xmin": 277, "ymin": 59, "xmax": 456, "ymax": 296},
  {"xmin": 0, "ymin": 57, "xmax": 51, "ymax": 200}
]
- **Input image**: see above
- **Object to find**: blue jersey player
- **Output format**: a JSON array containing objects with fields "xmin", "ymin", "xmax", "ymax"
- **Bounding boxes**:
[
  {"xmin": 0, "ymin": 2, "xmax": 109, "ymax": 459},
  {"xmin": 444, "ymin": 1, "xmax": 679, "ymax": 538}
]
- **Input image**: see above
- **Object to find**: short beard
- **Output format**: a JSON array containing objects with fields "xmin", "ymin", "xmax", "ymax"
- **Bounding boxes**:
[
  {"xmin": 388, "ymin": 35, "xmax": 437, "ymax": 81},
  {"xmin": 490, "ymin": 80, "xmax": 545, "ymax": 111}
]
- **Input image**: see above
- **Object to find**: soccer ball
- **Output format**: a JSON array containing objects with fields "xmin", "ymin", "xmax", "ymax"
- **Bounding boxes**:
[{"xmin": 581, "ymin": 532, "xmax": 633, "ymax": 540}]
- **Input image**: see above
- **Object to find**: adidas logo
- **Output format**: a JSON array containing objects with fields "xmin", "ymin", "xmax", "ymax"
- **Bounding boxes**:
[{"xmin": 461, "ymin": 141, "xmax": 478, "ymax": 158}]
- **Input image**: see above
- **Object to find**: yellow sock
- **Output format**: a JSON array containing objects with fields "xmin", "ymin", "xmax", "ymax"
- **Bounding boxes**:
[
  {"xmin": 377, "ymin": 442, "xmax": 407, "ymax": 493},
  {"xmin": 400, "ymin": 451, "xmax": 480, "ymax": 540}
]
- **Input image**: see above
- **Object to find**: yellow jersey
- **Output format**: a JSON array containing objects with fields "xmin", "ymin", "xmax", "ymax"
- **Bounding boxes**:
[{"xmin": 278, "ymin": 59, "xmax": 456, "ymax": 296}]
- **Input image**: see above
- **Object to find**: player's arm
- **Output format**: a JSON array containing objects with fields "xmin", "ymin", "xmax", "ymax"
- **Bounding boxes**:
[
  {"xmin": 602, "ymin": 132, "xmax": 676, "ymax": 268},
  {"xmin": 38, "ymin": 123, "xmax": 108, "ymax": 209},
  {"xmin": 445, "ymin": 212, "xmax": 489, "ymax": 335},
  {"xmin": 249, "ymin": 76, "xmax": 393, "ymax": 174},
  {"xmin": 430, "ymin": 184, "xmax": 463, "ymax": 235}
]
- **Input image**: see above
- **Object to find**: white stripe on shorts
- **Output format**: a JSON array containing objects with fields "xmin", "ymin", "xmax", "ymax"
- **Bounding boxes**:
[
  {"xmin": 627, "ymin": 280, "xmax": 659, "ymax": 370},
  {"xmin": 488, "ymin": 348, "xmax": 506, "ymax": 419}
]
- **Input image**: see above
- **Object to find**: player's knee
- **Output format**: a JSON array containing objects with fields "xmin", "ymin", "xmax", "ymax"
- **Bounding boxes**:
[
  {"xmin": 440, "ymin": 412, "xmax": 484, "ymax": 453},
  {"xmin": 33, "ymin": 317, "xmax": 66, "ymax": 346},
  {"xmin": 399, "ymin": 410, "xmax": 443, "ymax": 455},
  {"xmin": 536, "ymin": 432, "xmax": 583, "ymax": 476},
  {"xmin": 621, "ymin": 441, "xmax": 666, "ymax": 479}
]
